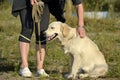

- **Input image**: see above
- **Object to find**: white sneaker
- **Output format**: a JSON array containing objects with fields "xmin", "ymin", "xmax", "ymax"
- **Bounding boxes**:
[
  {"xmin": 36, "ymin": 69, "xmax": 49, "ymax": 77},
  {"xmin": 19, "ymin": 67, "xmax": 32, "ymax": 77}
]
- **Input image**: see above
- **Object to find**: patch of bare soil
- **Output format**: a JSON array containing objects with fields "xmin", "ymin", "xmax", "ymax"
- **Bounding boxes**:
[{"xmin": 0, "ymin": 72, "xmax": 120, "ymax": 80}]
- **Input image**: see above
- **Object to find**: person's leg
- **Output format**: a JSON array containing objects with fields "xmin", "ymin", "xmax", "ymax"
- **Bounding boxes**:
[
  {"xmin": 19, "ymin": 7, "xmax": 33, "ymax": 67},
  {"xmin": 35, "ymin": 3, "xmax": 50, "ymax": 76},
  {"xmin": 19, "ymin": 42, "xmax": 30, "ymax": 68},
  {"xmin": 36, "ymin": 44, "xmax": 46, "ymax": 70},
  {"xmin": 18, "ymin": 6, "xmax": 33, "ymax": 77}
]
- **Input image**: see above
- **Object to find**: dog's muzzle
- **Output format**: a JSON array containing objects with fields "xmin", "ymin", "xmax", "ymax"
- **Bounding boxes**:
[{"xmin": 46, "ymin": 33, "xmax": 58, "ymax": 41}]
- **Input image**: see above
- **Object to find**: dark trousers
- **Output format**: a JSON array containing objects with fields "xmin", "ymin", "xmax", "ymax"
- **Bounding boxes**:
[{"xmin": 19, "ymin": 4, "xmax": 50, "ymax": 44}]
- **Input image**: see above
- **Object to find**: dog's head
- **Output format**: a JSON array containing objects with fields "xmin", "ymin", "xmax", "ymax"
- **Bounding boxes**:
[{"xmin": 45, "ymin": 21, "xmax": 72, "ymax": 41}]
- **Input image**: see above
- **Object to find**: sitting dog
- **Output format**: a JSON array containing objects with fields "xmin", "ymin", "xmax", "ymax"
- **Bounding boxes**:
[{"xmin": 45, "ymin": 21, "xmax": 108, "ymax": 79}]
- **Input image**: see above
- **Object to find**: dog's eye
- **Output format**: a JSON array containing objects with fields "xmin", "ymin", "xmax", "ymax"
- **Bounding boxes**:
[{"xmin": 51, "ymin": 27, "xmax": 55, "ymax": 29}]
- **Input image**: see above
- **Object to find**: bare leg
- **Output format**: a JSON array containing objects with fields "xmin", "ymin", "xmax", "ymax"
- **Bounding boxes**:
[
  {"xmin": 19, "ymin": 41, "xmax": 30, "ymax": 68},
  {"xmin": 36, "ymin": 44, "xmax": 46, "ymax": 70}
]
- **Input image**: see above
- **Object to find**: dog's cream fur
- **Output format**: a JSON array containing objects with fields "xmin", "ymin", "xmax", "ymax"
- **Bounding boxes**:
[{"xmin": 45, "ymin": 21, "xmax": 108, "ymax": 79}]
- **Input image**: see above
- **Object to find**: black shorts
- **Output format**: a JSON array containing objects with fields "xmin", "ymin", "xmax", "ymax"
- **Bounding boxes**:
[{"xmin": 18, "ymin": 4, "xmax": 50, "ymax": 44}]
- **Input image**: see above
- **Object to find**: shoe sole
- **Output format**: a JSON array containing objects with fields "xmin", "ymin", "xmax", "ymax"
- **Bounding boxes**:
[{"xmin": 19, "ymin": 72, "xmax": 32, "ymax": 77}]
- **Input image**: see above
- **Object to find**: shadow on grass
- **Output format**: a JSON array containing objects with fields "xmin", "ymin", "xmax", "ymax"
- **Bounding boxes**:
[{"xmin": 0, "ymin": 58, "xmax": 15, "ymax": 72}]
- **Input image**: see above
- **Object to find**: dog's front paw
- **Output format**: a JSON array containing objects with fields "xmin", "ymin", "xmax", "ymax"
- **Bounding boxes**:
[
  {"xmin": 79, "ymin": 73, "xmax": 88, "ymax": 78},
  {"xmin": 64, "ymin": 73, "xmax": 77, "ymax": 79},
  {"xmin": 64, "ymin": 74, "xmax": 73, "ymax": 79}
]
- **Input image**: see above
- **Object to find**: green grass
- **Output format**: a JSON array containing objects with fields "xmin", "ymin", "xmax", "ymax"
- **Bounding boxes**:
[{"xmin": 0, "ymin": 1, "xmax": 120, "ymax": 80}]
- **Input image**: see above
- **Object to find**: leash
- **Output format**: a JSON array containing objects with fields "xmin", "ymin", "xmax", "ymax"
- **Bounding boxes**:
[{"xmin": 32, "ymin": 1, "xmax": 44, "ymax": 61}]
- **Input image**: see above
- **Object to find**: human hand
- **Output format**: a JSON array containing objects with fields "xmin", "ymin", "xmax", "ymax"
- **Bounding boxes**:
[
  {"xmin": 77, "ymin": 26, "xmax": 86, "ymax": 38},
  {"xmin": 30, "ymin": 0, "xmax": 38, "ymax": 5}
]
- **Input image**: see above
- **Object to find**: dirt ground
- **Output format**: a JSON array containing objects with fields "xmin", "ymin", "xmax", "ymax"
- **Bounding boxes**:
[{"xmin": 0, "ymin": 72, "xmax": 120, "ymax": 80}]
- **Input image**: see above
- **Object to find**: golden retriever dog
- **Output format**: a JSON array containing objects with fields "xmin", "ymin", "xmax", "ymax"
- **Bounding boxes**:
[{"xmin": 45, "ymin": 21, "xmax": 108, "ymax": 79}]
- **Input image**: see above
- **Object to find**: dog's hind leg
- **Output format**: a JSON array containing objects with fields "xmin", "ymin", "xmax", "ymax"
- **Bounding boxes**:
[
  {"xmin": 78, "ymin": 63, "xmax": 94, "ymax": 78},
  {"xmin": 89, "ymin": 64, "xmax": 108, "ymax": 78}
]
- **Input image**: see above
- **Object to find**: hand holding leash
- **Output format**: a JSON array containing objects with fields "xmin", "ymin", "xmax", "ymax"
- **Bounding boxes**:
[{"xmin": 30, "ymin": 0, "xmax": 38, "ymax": 5}]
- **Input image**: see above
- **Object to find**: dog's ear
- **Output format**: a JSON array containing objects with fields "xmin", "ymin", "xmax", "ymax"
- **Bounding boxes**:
[{"xmin": 60, "ymin": 23, "xmax": 70, "ymax": 37}]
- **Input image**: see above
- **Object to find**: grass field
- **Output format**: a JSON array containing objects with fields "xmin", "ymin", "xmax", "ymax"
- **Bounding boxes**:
[{"xmin": 0, "ymin": 2, "xmax": 120, "ymax": 80}]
